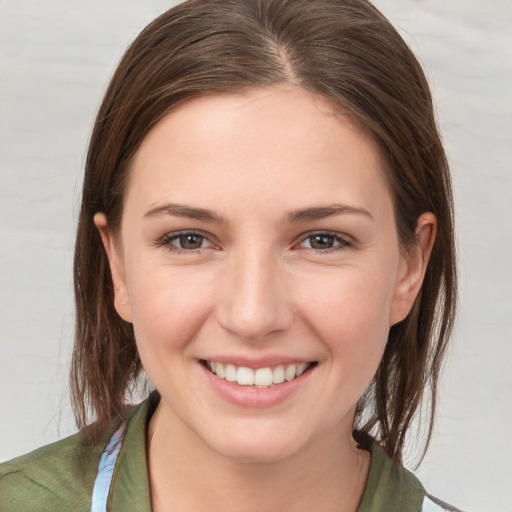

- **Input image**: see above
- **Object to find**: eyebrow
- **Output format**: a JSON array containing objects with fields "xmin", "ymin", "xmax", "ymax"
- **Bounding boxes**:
[
  {"xmin": 143, "ymin": 203, "xmax": 228, "ymax": 224},
  {"xmin": 287, "ymin": 204, "xmax": 374, "ymax": 223},
  {"xmin": 143, "ymin": 202, "xmax": 374, "ymax": 224}
]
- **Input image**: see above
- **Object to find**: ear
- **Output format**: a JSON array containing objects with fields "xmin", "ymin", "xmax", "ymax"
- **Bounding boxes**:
[
  {"xmin": 93, "ymin": 213, "xmax": 133, "ymax": 323},
  {"xmin": 389, "ymin": 212, "xmax": 437, "ymax": 326}
]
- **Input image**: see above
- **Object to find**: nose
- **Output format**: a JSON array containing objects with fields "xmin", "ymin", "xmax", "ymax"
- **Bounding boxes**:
[{"xmin": 215, "ymin": 249, "xmax": 294, "ymax": 341}]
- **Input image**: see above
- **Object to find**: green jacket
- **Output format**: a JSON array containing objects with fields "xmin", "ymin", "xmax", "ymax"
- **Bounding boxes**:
[{"xmin": 0, "ymin": 397, "xmax": 460, "ymax": 511}]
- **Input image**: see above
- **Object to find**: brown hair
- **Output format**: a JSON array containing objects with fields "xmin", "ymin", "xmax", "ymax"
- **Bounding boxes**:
[{"xmin": 72, "ymin": 0, "xmax": 456, "ymax": 462}]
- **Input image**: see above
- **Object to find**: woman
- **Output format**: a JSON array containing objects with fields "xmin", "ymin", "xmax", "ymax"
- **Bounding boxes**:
[{"xmin": 0, "ymin": 0, "xmax": 460, "ymax": 510}]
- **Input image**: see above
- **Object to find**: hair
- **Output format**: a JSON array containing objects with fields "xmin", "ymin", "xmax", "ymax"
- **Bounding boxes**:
[{"xmin": 72, "ymin": 0, "xmax": 456, "ymax": 463}]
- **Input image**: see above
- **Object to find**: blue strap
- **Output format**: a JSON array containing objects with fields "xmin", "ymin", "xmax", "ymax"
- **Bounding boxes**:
[{"xmin": 90, "ymin": 423, "xmax": 126, "ymax": 512}]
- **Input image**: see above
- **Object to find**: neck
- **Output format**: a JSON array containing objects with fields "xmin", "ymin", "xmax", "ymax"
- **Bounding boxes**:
[{"xmin": 147, "ymin": 403, "xmax": 370, "ymax": 512}]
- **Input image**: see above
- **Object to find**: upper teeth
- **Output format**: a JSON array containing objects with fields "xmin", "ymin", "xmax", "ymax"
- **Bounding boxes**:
[{"xmin": 207, "ymin": 361, "xmax": 311, "ymax": 387}]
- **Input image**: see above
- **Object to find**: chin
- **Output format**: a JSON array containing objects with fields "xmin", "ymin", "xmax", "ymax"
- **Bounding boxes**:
[{"xmin": 200, "ymin": 426, "xmax": 306, "ymax": 464}]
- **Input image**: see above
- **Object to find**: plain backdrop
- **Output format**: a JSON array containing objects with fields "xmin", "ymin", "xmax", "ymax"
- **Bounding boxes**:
[{"xmin": 1, "ymin": 1, "xmax": 511, "ymax": 510}]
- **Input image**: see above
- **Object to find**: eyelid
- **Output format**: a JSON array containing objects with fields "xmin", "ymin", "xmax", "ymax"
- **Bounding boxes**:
[
  {"xmin": 155, "ymin": 229, "xmax": 354, "ymax": 253},
  {"xmin": 157, "ymin": 229, "xmax": 215, "ymax": 251},
  {"xmin": 295, "ymin": 230, "xmax": 354, "ymax": 251}
]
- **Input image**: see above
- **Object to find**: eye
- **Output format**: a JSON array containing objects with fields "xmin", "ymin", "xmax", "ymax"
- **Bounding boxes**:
[
  {"xmin": 159, "ymin": 231, "xmax": 213, "ymax": 252},
  {"xmin": 175, "ymin": 233, "xmax": 207, "ymax": 250},
  {"xmin": 298, "ymin": 232, "xmax": 352, "ymax": 251}
]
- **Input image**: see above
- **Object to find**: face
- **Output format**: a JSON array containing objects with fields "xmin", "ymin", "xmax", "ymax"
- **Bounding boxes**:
[{"xmin": 96, "ymin": 85, "xmax": 433, "ymax": 463}]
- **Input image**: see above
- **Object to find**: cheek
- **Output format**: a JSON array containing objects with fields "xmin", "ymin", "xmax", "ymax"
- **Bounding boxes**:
[
  {"xmin": 290, "ymin": 267, "xmax": 397, "ymax": 426},
  {"xmin": 298, "ymin": 266, "xmax": 395, "ymax": 361},
  {"xmin": 127, "ymin": 264, "xmax": 215, "ymax": 356}
]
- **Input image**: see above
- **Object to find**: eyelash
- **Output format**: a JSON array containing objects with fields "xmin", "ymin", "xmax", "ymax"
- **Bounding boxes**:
[
  {"xmin": 156, "ymin": 230, "xmax": 353, "ymax": 254},
  {"xmin": 298, "ymin": 231, "xmax": 353, "ymax": 253},
  {"xmin": 156, "ymin": 230, "xmax": 212, "ymax": 254}
]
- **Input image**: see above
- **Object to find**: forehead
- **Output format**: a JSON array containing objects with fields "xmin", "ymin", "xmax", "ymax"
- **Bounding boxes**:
[{"xmin": 126, "ymin": 85, "xmax": 391, "ymax": 218}]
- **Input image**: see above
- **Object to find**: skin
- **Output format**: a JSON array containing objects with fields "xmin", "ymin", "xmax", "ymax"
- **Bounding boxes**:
[{"xmin": 95, "ymin": 84, "xmax": 435, "ymax": 512}]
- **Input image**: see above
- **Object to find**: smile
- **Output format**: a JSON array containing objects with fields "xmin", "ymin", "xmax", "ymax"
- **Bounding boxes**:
[{"xmin": 204, "ymin": 360, "xmax": 316, "ymax": 388}]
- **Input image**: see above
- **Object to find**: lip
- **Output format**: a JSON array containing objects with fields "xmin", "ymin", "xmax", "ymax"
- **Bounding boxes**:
[
  {"xmin": 199, "ymin": 359, "xmax": 315, "ymax": 409},
  {"xmin": 200, "ymin": 355, "xmax": 313, "ymax": 369}
]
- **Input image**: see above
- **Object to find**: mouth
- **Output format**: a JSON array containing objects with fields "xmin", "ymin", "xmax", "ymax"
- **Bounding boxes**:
[{"xmin": 201, "ymin": 360, "xmax": 317, "ymax": 388}]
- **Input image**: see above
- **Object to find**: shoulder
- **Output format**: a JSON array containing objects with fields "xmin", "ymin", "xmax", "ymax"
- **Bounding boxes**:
[
  {"xmin": 422, "ymin": 494, "xmax": 466, "ymax": 512},
  {"xmin": 0, "ymin": 399, "xmax": 150, "ymax": 512},
  {"xmin": 0, "ymin": 429, "xmax": 106, "ymax": 512},
  {"xmin": 358, "ymin": 442, "xmax": 465, "ymax": 512}
]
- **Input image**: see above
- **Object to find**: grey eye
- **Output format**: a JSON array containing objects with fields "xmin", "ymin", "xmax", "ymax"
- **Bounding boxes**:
[
  {"xmin": 307, "ymin": 234, "xmax": 336, "ymax": 249},
  {"xmin": 298, "ymin": 232, "xmax": 351, "ymax": 251},
  {"xmin": 177, "ymin": 233, "xmax": 206, "ymax": 249}
]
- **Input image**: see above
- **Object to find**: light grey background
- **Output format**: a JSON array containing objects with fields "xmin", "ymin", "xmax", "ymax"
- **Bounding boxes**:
[{"xmin": 1, "ymin": 1, "xmax": 511, "ymax": 510}]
